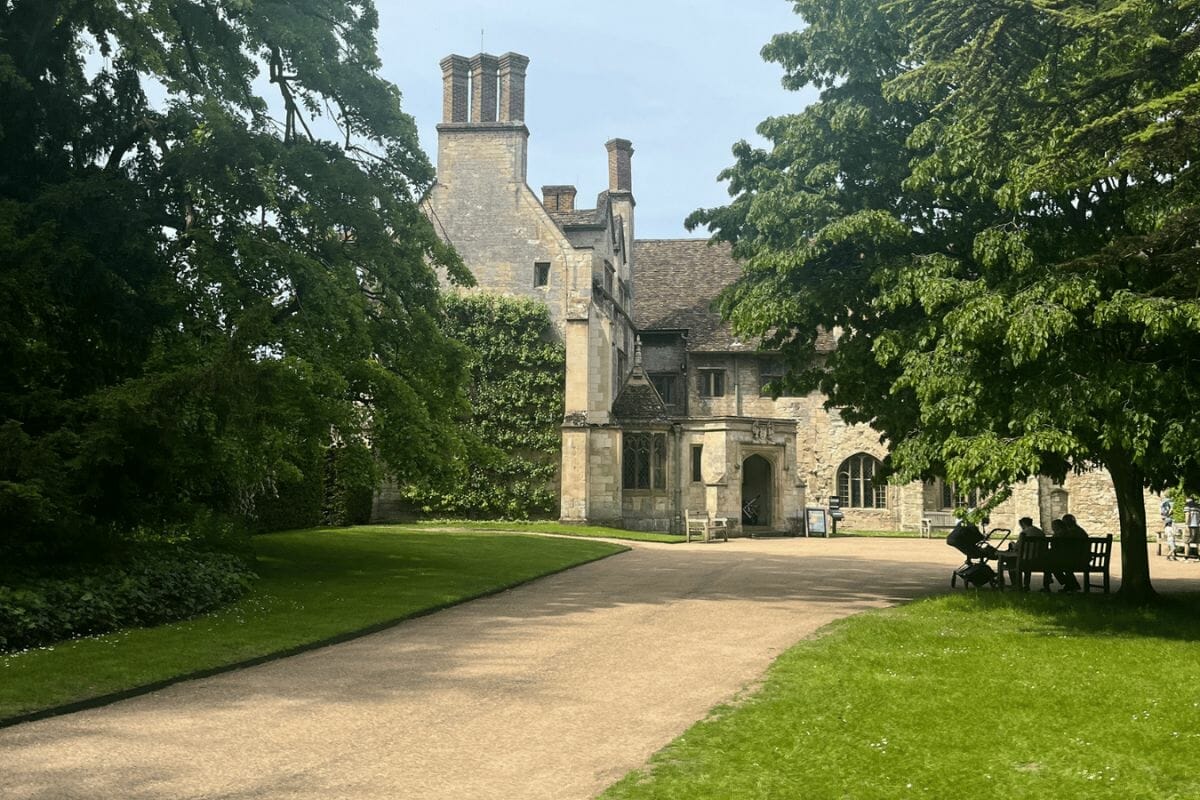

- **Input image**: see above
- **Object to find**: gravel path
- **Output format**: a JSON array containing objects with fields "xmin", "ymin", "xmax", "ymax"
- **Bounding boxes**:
[{"xmin": 0, "ymin": 536, "xmax": 1188, "ymax": 800}]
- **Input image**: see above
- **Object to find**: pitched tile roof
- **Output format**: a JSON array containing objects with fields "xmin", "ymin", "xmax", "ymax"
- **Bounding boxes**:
[
  {"xmin": 632, "ymin": 238, "xmax": 839, "ymax": 354},
  {"xmin": 547, "ymin": 208, "xmax": 605, "ymax": 229},
  {"xmin": 632, "ymin": 239, "xmax": 753, "ymax": 352},
  {"xmin": 612, "ymin": 376, "xmax": 669, "ymax": 422}
]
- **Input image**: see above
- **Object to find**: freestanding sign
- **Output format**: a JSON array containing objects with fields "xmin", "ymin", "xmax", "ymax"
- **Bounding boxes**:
[{"xmin": 805, "ymin": 507, "xmax": 828, "ymax": 537}]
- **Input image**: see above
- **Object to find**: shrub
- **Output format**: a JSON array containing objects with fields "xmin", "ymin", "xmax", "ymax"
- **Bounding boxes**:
[{"xmin": 0, "ymin": 548, "xmax": 257, "ymax": 653}]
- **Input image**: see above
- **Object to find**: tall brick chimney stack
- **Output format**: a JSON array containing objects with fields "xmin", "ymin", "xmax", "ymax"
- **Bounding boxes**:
[
  {"xmin": 440, "ymin": 55, "xmax": 469, "ymax": 123},
  {"xmin": 606, "ymin": 138, "xmax": 633, "ymax": 194},
  {"xmin": 434, "ymin": 51, "xmax": 531, "ymax": 191},
  {"xmin": 469, "ymin": 54, "xmax": 500, "ymax": 123},
  {"xmin": 498, "ymin": 52, "xmax": 529, "ymax": 122}
]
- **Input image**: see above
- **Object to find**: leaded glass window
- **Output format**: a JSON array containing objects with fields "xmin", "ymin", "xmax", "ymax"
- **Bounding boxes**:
[{"xmin": 836, "ymin": 453, "xmax": 887, "ymax": 509}]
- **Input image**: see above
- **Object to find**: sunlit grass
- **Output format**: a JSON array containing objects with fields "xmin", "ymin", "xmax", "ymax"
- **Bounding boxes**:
[
  {"xmin": 603, "ymin": 591, "xmax": 1200, "ymax": 800},
  {"xmin": 1, "ymin": 526, "xmax": 625, "ymax": 722},
  {"xmin": 414, "ymin": 519, "xmax": 685, "ymax": 543}
]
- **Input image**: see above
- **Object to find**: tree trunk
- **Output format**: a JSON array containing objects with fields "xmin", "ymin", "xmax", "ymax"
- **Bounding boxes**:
[{"xmin": 1108, "ymin": 457, "xmax": 1155, "ymax": 601}]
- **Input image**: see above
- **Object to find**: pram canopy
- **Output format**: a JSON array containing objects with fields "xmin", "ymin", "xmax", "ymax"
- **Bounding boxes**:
[{"xmin": 946, "ymin": 521, "xmax": 983, "ymax": 556}]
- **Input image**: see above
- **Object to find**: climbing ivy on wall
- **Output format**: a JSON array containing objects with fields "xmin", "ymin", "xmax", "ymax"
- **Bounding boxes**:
[{"xmin": 403, "ymin": 294, "xmax": 565, "ymax": 518}]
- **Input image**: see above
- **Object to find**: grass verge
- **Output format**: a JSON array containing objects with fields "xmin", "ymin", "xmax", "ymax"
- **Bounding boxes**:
[
  {"xmin": 414, "ymin": 519, "xmax": 685, "ymax": 543},
  {"xmin": 0, "ymin": 526, "xmax": 625, "ymax": 724},
  {"xmin": 602, "ymin": 591, "xmax": 1200, "ymax": 800},
  {"xmin": 831, "ymin": 528, "xmax": 927, "ymax": 538}
]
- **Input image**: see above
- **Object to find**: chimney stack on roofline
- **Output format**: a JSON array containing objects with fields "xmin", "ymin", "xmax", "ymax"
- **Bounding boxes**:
[
  {"xmin": 542, "ymin": 185, "xmax": 577, "ymax": 212},
  {"xmin": 469, "ymin": 53, "xmax": 499, "ymax": 123},
  {"xmin": 606, "ymin": 138, "xmax": 633, "ymax": 194},
  {"xmin": 498, "ymin": 52, "xmax": 529, "ymax": 122},
  {"xmin": 441, "ymin": 52, "xmax": 530, "ymax": 124},
  {"xmin": 440, "ymin": 54, "xmax": 469, "ymax": 123}
]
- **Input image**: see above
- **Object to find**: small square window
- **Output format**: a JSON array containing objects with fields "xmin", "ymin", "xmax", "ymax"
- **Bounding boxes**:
[
  {"xmin": 650, "ymin": 373, "xmax": 677, "ymax": 406},
  {"xmin": 698, "ymin": 369, "xmax": 725, "ymax": 398},
  {"xmin": 534, "ymin": 262, "xmax": 550, "ymax": 287}
]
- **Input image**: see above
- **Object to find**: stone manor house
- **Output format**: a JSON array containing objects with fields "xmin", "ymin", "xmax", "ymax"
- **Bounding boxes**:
[{"xmin": 391, "ymin": 50, "xmax": 1157, "ymax": 537}]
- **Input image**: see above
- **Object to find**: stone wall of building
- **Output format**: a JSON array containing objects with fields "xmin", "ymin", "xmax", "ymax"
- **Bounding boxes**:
[
  {"xmin": 585, "ymin": 427, "xmax": 622, "ymax": 524},
  {"xmin": 427, "ymin": 127, "xmax": 581, "ymax": 334}
]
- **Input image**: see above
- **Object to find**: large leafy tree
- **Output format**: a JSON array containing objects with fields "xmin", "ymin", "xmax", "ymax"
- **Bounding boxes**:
[
  {"xmin": 690, "ymin": 0, "xmax": 1200, "ymax": 600},
  {"xmin": 0, "ymin": 1, "xmax": 472, "ymax": 558}
]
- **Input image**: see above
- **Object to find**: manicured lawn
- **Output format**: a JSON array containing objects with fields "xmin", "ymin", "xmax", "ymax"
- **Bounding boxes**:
[
  {"xmin": 832, "ymin": 528, "xmax": 927, "ymax": 538},
  {"xmin": 415, "ymin": 519, "xmax": 686, "ymax": 543},
  {"xmin": 602, "ymin": 591, "xmax": 1200, "ymax": 800},
  {"xmin": 0, "ymin": 526, "xmax": 625, "ymax": 723}
]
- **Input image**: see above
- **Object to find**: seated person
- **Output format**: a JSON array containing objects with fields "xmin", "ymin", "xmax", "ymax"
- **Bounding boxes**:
[
  {"xmin": 1015, "ymin": 517, "xmax": 1042, "ymax": 588},
  {"xmin": 1050, "ymin": 517, "xmax": 1084, "ymax": 593}
]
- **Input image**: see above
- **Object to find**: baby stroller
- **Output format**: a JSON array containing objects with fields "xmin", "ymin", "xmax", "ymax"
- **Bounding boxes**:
[{"xmin": 946, "ymin": 521, "xmax": 1012, "ymax": 589}]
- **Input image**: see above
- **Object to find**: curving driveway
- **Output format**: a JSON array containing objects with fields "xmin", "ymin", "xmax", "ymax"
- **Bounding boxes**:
[{"xmin": 0, "ymin": 536, "xmax": 1184, "ymax": 800}]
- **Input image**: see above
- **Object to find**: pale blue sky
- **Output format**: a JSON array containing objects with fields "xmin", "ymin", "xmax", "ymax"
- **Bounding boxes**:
[{"xmin": 376, "ymin": 2, "xmax": 816, "ymax": 239}]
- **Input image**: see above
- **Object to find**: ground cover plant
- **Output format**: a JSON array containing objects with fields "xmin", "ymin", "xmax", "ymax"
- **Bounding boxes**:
[
  {"xmin": 0, "ymin": 548, "xmax": 255, "ymax": 652},
  {"xmin": 415, "ymin": 520, "xmax": 685, "ymax": 544},
  {"xmin": 602, "ymin": 592, "xmax": 1200, "ymax": 800},
  {"xmin": 0, "ymin": 527, "xmax": 625, "ymax": 723}
]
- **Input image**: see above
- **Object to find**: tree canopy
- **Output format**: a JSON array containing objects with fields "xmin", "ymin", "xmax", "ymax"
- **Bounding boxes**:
[
  {"xmin": 0, "ymin": 1, "xmax": 472, "ymax": 558},
  {"xmin": 689, "ymin": 0, "xmax": 1200, "ymax": 599}
]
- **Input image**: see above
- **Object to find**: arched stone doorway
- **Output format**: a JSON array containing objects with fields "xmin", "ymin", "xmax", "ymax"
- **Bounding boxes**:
[{"xmin": 742, "ymin": 454, "xmax": 773, "ymax": 527}]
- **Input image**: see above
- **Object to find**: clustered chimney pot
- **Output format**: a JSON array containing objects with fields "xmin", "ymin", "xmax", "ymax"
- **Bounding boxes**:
[
  {"xmin": 439, "ymin": 54, "xmax": 469, "ymax": 123},
  {"xmin": 606, "ymin": 138, "xmax": 633, "ymax": 193},
  {"xmin": 469, "ymin": 53, "xmax": 500, "ymax": 123},
  {"xmin": 498, "ymin": 52, "xmax": 530, "ymax": 122}
]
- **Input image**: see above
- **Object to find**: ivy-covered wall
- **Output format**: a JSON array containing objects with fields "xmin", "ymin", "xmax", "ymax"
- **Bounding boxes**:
[{"xmin": 402, "ymin": 294, "xmax": 565, "ymax": 518}]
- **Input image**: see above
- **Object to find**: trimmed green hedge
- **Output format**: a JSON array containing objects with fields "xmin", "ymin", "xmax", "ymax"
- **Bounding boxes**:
[{"xmin": 0, "ymin": 549, "xmax": 257, "ymax": 653}]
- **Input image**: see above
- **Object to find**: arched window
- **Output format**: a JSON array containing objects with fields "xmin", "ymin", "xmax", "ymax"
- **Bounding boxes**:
[
  {"xmin": 837, "ymin": 453, "xmax": 887, "ymax": 509},
  {"xmin": 623, "ymin": 432, "xmax": 667, "ymax": 491}
]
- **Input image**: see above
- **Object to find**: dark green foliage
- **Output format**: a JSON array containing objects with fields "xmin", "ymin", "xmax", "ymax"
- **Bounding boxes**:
[
  {"xmin": 251, "ymin": 452, "xmax": 325, "ymax": 533},
  {"xmin": 689, "ymin": 0, "xmax": 1200, "ymax": 598},
  {"xmin": 0, "ymin": 1, "xmax": 472, "ymax": 561},
  {"xmin": 403, "ymin": 295, "xmax": 565, "ymax": 519},
  {"xmin": 321, "ymin": 442, "xmax": 376, "ymax": 527},
  {"xmin": 0, "ymin": 549, "xmax": 256, "ymax": 653},
  {"xmin": 249, "ymin": 443, "xmax": 376, "ymax": 531}
]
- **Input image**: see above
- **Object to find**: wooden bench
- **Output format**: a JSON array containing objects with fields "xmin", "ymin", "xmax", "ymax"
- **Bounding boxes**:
[
  {"xmin": 1009, "ymin": 533, "xmax": 1113, "ymax": 593},
  {"xmin": 1158, "ymin": 525, "xmax": 1200, "ymax": 560},
  {"xmin": 920, "ymin": 511, "xmax": 959, "ymax": 538},
  {"xmin": 685, "ymin": 511, "xmax": 729, "ymax": 543}
]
